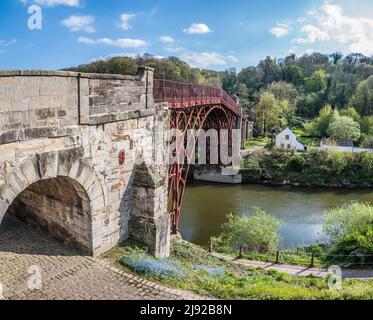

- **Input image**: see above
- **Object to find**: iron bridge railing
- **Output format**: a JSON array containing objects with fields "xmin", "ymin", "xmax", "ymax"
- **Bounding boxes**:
[{"xmin": 153, "ymin": 79, "xmax": 241, "ymax": 115}]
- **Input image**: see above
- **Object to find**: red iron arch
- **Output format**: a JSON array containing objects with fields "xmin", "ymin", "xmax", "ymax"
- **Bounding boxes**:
[{"xmin": 154, "ymin": 79, "xmax": 241, "ymax": 234}]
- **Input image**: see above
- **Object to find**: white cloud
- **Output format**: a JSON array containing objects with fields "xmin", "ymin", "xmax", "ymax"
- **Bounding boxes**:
[
  {"xmin": 78, "ymin": 37, "xmax": 147, "ymax": 48},
  {"xmin": 35, "ymin": 0, "xmax": 80, "ymax": 6},
  {"xmin": 0, "ymin": 39, "xmax": 17, "ymax": 46},
  {"xmin": 292, "ymin": 24, "xmax": 330, "ymax": 44},
  {"xmin": 270, "ymin": 25, "xmax": 290, "ymax": 38},
  {"xmin": 165, "ymin": 47, "xmax": 185, "ymax": 53},
  {"xmin": 159, "ymin": 36, "xmax": 174, "ymax": 43},
  {"xmin": 61, "ymin": 16, "xmax": 95, "ymax": 33},
  {"xmin": 182, "ymin": 52, "xmax": 226, "ymax": 67},
  {"xmin": 118, "ymin": 13, "xmax": 135, "ymax": 30},
  {"xmin": 183, "ymin": 23, "xmax": 212, "ymax": 34},
  {"xmin": 227, "ymin": 55, "xmax": 239, "ymax": 63},
  {"xmin": 292, "ymin": 1, "xmax": 373, "ymax": 56}
]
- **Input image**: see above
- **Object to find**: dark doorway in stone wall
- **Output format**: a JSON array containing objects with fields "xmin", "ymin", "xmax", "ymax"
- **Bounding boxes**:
[{"xmin": 0, "ymin": 177, "xmax": 93, "ymax": 256}]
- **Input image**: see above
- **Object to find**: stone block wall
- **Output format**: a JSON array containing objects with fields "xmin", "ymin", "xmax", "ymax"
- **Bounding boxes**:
[{"xmin": 0, "ymin": 67, "xmax": 171, "ymax": 258}]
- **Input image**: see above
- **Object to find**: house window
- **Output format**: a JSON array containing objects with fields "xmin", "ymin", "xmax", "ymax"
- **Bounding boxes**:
[
  {"xmin": 281, "ymin": 144, "xmax": 285, "ymax": 148},
  {"xmin": 285, "ymin": 135, "xmax": 290, "ymax": 141},
  {"xmin": 287, "ymin": 144, "xmax": 291, "ymax": 149}
]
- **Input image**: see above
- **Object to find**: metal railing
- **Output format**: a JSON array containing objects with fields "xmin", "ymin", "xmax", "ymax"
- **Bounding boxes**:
[{"xmin": 153, "ymin": 79, "xmax": 240, "ymax": 115}]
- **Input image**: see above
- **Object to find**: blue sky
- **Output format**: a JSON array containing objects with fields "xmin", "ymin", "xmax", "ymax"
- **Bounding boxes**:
[{"xmin": 1, "ymin": 0, "xmax": 373, "ymax": 70}]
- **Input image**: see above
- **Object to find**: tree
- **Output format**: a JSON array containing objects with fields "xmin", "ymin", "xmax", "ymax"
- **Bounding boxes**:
[
  {"xmin": 323, "ymin": 202, "xmax": 373, "ymax": 254},
  {"xmin": 256, "ymin": 92, "xmax": 282, "ymax": 135},
  {"xmin": 283, "ymin": 63, "xmax": 305, "ymax": 87},
  {"xmin": 360, "ymin": 116, "xmax": 373, "ymax": 135},
  {"xmin": 339, "ymin": 107, "xmax": 361, "ymax": 123},
  {"xmin": 266, "ymin": 81, "xmax": 298, "ymax": 107},
  {"xmin": 362, "ymin": 136, "xmax": 373, "ymax": 148},
  {"xmin": 219, "ymin": 209, "xmax": 282, "ymax": 253},
  {"xmin": 350, "ymin": 75, "xmax": 373, "ymax": 115},
  {"xmin": 236, "ymin": 83, "xmax": 252, "ymax": 110},
  {"xmin": 330, "ymin": 52, "xmax": 343, "ymax": 65},
  {"xmin": 296, "ymin": 92, "xmax": 323, "ymax": 117},
  {"xmin": 220, "ymin": 68, "xmax": 238, "ymax": 95},
  {"xmin": 306, "ymin": 69, "xmax": 329, "ymax": 93},
  {"xmin": 309, "ymin": 105, "xmax": 334, "ymax": 137},
  {"xmin": 327, "ymin": 67, "xmax": 358, "ymax": 109},
  {"xmin": 327, "ymin": 116, "xmax": 361, "ymax": 141},
  {"xmin": 257, "ymin": 56, "xmax": 281, "ymax": 85}
]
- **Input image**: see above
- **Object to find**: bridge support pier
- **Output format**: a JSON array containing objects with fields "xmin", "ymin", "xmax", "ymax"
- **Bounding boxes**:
[
  {"xmin": 129, "ymin": 163, "xmax": 170, "ymax": 258},
  {"xmin": 194, "ymin": 165, "xmax": 242, "ymax": 184}
]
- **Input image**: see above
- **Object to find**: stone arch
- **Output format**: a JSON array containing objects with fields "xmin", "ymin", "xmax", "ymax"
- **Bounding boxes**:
[{"xmin": 0, "ymin": 149, "xmax": 106, "ymax": 254}]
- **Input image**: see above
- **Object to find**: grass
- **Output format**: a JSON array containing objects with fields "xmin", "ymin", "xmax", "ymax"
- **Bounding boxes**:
[
  {"xmin": 245, "ymin": 137, "xmax": 271, "ymax": 150},
  {"xmin": 298, "ymin": 136, "xmax": 321, "ymax": 147},
  {"xmin": 103, "ymin": 239, "xmax": 373, "ymax": 300}
]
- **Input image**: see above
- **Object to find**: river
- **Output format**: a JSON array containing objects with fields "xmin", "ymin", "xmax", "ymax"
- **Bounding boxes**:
[{"xmin": 180, "ymin": 182, "xmax": 373, "ymax": 249}]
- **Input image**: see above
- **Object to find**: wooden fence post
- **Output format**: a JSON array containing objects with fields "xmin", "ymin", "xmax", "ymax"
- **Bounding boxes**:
[
  {"xmin": 310, "ymin": 252, "xmax": 315, "ymax": 268},
  {"xmin": 275, "ymin": 251, "xmax": 280, "ymax": 264},
  {"xmin": 239, "ymin": 246, "xmax": 244, "ymax": 258}
]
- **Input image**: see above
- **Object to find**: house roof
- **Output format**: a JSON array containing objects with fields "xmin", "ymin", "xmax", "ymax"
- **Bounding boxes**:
[
  {"xmin": 322, "ymin": 138, "xmax": 353, "ymax": 147},
  {"xmin": 276, "ymin": 127, "xmax": 294, "ymax": 136}
]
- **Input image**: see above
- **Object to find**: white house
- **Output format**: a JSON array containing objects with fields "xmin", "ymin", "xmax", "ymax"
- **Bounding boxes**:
[{"xmin": 275, "ymin": 128, "xmax": 305, "ymax": 151}]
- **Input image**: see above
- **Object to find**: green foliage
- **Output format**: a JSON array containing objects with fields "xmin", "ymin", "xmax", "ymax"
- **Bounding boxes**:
[
  {"xmin": 66, "ymin": 51, "xmax": 373, "ymax": 119},
  {"xmin": 340, "ymin": 107, "xmax": 362, "ymax": 123},
  {"xmin": 323, "ymin": 202, "xmax": 373, "ymax": 255},
  {"xmin": 306, "ymin": 69, "xmax": 329, "ymax": 93},
  {"xmin": 360, "ymin": 116, "xmax": 373, "ymax": 135},
  {"xmin": 256, "ymin": 92, "xmax": 284, "ymax": 134},
  {"xmin": 244, "ymin": 136, "xmax": 271, "ymax": 150},
  {"xmin": 361, "ymin": 136, "xmax": 373, "ymax": 148},
  {"xmin": 219, "ymin": 209, "xmax": 282, "ymax": 253},
  {"xmin": 350, "ymin": 75, "xmax": 373, "ymax": 116},
  {"xmin": 171, "ymin": 240, "xmax": 223, "ymax": 266},
  {"xmin": 308, "ymin": 105, "xmax": 334, "ymax": 137},
  {"xmin": 110, "ymin": 240, "xmax": 373, "ymax": 300},
  {"xmin": 266, "ymin": 81, "xmax": 298, "ymax": 107},
  {"xmin": 327, "ymin": 116, "xmax": 361, "ymax": 141},
  {"xmin": 242, "ymin": 149, "xmax": 373, "ymax": 186}
]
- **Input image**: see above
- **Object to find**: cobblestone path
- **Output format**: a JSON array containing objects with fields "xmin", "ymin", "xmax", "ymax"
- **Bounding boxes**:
[{"xmin": 0, "ymin": 216, "xmax": 204, "ymax": 300}]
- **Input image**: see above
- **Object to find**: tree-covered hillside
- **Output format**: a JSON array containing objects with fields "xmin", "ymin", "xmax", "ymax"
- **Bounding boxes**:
[
  {"xmin": 65, "ymin": 54, "xmax": 223, "ymax": 86},
  {"xmin": 65, "ymin": 52, "xmax": 373, "ymax": 141},
  {"xmin": 66, "ymin": 52, "xmax": 373, "ymax": 116}
]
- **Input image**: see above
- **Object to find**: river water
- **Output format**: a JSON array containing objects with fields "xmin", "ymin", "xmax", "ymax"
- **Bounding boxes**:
[{"xmin": 180, "ymin": 182, "xmax": 373, "ymax": 249}]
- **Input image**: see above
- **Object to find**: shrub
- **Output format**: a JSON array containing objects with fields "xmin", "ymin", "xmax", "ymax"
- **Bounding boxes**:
[
  {"xmin": 171, "ymin": 240, "xmax": 222, "ymax": 266},
  {"xmin": 323, "ymin": 202, "xmax": 373, "ymax": 255},
  {"xmin": 327, "ymin": 116, "xmax": 361, "ymax": 141},
  {"xmin": 330, "ymin": 152, "xmax": 348, "ymax": 174},
  {"xmin": 219, "ymin": 208, "xmax": 283, "ymax": 253},
  {"xmin": 361, "ymin": 136, "xmax": 373, "ymax": 148},
  {"xmin": 121, "ymin": 255, "xmax": 188, "ymax": 279},
  {"xmin": 194, "ymin": 265, "xmax": 226, "ymax": 278}
]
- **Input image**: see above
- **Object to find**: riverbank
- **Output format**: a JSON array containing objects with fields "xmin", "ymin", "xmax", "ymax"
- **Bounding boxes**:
[
  {"xmin": 240, "ymin": 149, "xmax": 373, "ymax": 188},
  {"xmin": 104, "ymin": 240, "xmax": 373, "ymax": 300},
  {"xmin": 240, "ymin": 174, "xmax": 373, "ymax": 189}
]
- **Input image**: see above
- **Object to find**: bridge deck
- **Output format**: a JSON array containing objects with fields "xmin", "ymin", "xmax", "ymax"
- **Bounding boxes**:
[{"xmin": 153, "ymin": 79, "xmax": 241, "ymax": 115}]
